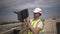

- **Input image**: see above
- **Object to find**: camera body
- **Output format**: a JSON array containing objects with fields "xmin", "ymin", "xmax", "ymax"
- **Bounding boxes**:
[{"xmin": 14, "ymin": 9, "xmax": 29, "ymax": 22}]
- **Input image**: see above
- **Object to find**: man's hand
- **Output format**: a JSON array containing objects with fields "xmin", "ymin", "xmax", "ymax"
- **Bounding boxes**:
[
  {"xmin": 25, "ymin": 16, "xmax": 31, "ymax": 28},
  {"xmin": 26, "ymin": 16, "xmax": 30, "ymax": 23},
  {"xmin": 28, "ymin": 23, "xmax": 31, "ymax": 27}
]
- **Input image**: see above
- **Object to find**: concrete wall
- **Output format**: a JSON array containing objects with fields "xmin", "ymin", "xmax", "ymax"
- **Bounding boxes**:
[{"xmin": 44, "ymin": 18, "xmax": 60, "ymax": 34}]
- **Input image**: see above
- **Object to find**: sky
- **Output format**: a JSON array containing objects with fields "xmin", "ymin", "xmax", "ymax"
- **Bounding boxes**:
[{"xmin": 0, "ymin": 0, "xmax": 60, "ymax": 23}]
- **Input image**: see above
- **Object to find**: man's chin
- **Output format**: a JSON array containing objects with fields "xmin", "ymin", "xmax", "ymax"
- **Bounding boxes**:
[{"xmin": 33, "ymin": 17, "xmax": 36, "ymax": 18}]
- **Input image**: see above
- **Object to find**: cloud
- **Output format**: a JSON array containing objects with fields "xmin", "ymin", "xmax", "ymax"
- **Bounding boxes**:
[
  {"xmin": 12, "ymin": 0, "xmax": 60, "ymax": 9},
  {"xmin": 0, "ymin": 0, "xmax": 60, "ymax": 9}
]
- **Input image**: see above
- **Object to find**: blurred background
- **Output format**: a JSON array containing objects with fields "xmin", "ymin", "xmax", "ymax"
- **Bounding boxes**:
[{"xmin": 0, "ymin": 0, "xmax": 60, "ymax": 34}]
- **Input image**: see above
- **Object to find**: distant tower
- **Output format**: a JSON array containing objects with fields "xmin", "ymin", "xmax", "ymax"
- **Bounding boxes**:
[{"xmin": 14, "ymin": 9, "xmax": 29, "ymax": 22}]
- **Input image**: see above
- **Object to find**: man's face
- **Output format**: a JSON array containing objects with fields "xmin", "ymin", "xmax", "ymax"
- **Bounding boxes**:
[{"xmin": 33, "ymin": 13, "xmax": 41, "ymax": 18}]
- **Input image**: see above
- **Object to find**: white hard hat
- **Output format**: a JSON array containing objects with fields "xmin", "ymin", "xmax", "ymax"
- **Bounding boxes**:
[{"xmin": 33, "ymin": 8, "xmax": 42, "ymax": 13}]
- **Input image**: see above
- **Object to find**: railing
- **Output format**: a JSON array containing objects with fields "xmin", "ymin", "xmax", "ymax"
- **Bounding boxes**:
[{"xmin": 0, "ymin": 23, "xmax": 28, "ymax": 34}]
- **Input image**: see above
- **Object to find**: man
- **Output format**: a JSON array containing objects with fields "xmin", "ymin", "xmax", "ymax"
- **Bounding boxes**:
[{"xmin": 26, "ymin": 8, "xmax": 44, "ymax": 34}]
